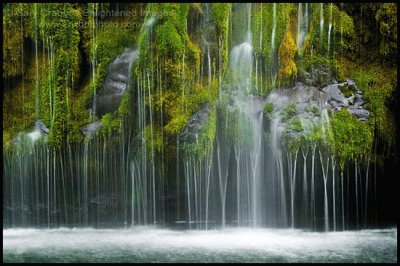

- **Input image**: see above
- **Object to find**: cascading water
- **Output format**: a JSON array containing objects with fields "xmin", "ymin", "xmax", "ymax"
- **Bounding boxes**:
[
  {"xmin": 2, "ymin": 3, "xmax": 388, "ymax": 234},
  {"xmin": 270, "ymin": 3, "xmax": 278, "ymax": 86},
  {"xmin": 91, "ymin": 3, "xmax": 98, "ymax": 118},
  {"xmin": 297, "ymin": 3, "xmax": 306, "ymax": 52},
  {"xmin": 327, "ymin": 3, "xmax": 333, "ymax": 56},
  {"xmin": 320, "ymin": 3, "xmax": 324, "ymax": 42}
]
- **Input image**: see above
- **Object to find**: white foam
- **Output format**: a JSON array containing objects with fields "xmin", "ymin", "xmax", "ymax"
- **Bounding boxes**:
[
  {"xmin": 3, "ymin": 227, "xmax": 397, "ymax": 262},
  {"xmin": 27, "ymin": 129, "xmax": 41, "ymax": 142}
]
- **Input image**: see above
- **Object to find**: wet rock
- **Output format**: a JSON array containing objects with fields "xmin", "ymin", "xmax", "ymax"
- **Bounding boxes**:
[
  {"xmin": 323, "ymin": 83, "xmax": 349, "ymax": 106},
  {"xmin": 94, "ymin": 48, "xmax": 138, "ymax": 117},
  {"xmin": 180, "ymin": 104, "xmax": 211, "ymax": 144},
  {"xmin": 354, "ymin": 94, "xmax": 366, "ymax": 108},
  {"xmin": 33, "ymin": 119, "xmax": 50, "ymax": 134},
  {"xmin": 80, "ymin": 121, "xmax": 102, "ymax": 137}
]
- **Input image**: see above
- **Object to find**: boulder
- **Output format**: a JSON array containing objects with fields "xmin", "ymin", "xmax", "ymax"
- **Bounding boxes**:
[{"xmin": 94, "ymin": 48, "xmax": 139, "ymax": 117}]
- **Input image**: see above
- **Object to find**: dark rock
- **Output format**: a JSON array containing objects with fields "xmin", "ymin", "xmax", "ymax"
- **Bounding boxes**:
[
  {"xmin": 354, "ymin": 94, "xmax": 366, "ymax": 108},
  {"xmin": 180, "ymin": 104, "xmax": 211, "ymax": 144},
  {"xmin": 80, "ymin": 121, "xmax": 102, "ymax": 137},
  {"xmin": 94, "ymin": 48, "xmax": 138, "ymax": 117}
]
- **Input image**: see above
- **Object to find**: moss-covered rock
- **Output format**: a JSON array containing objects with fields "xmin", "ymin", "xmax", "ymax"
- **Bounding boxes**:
[
  {"xmin": 332, "ymin": 109, "xmax": 373, "ymax": 169},
  {"xmin": 278, "ymin": 30, "xmax": 297, "ymax": 83}
]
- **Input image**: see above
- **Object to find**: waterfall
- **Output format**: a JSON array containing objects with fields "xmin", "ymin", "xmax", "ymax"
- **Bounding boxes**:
[
  {"xmin": 297, "ymin": 3, "xmax": 310, "ymax": 54},
  {"xmin": 301, "ymin": 148, "xmax": 309, "ymax": 227},
  {"xmin": 320, "ymin": 3, "xmax": 324, "ymax": 42},
  {"xmin": 34, "ymin": 3, "xmax": 40, "ymax": 120},
  {"xmin": 3, "ymin": 3, "xmax": 383, "ymax": 233},
  {"xmin": 341, "ymin": 170, "xmax": 345, "ymax": 230},
  {"xmin": 91, "ymin": 3, "xmax": 98, "ymax": 118},
  {"xmin": 355, "ymin": 160, "xmax": 359, "ymax": 229},
  {"xmin": 297, "ymin": 3, "xmax": 303, "ymax": 51},
  {"xmin": 331, "ymin": 156, "xmax": 336, "ymax": 231},
  {"xmin": 327, "ymin": 3, "xmax": 333, "ymax": 56},
  {"xmin": 320, "ymin": 151, "xmax": 330, "ymax": 232},
  {"xmin": 271, "ymin": 3, "xmax": 276, "ymax": 53},
  {"xmin": 310, "ymin": 145, "xmax": 316, "ymax": 229}
]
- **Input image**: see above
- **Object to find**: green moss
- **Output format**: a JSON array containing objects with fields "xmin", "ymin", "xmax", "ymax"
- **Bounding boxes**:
[
  {"xmin": 99, "ymin": 113, "xmax": 119, "ymax": 136},
  {"xmin": 278, "ymin": 30, "xmax": 298, "ymax": 82},
  {"xmin": 332, "ymin": 109, "xmax": 373, "ymax": 169}
]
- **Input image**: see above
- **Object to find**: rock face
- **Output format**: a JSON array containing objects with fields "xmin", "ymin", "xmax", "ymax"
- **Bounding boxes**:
[
  {"xmin": 180, "ymin": 104, "xmax": 211, "ymax": 144},
  {"xmin": 94, "ymin": 48, "xmax": 138, "ymax": 117}
]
